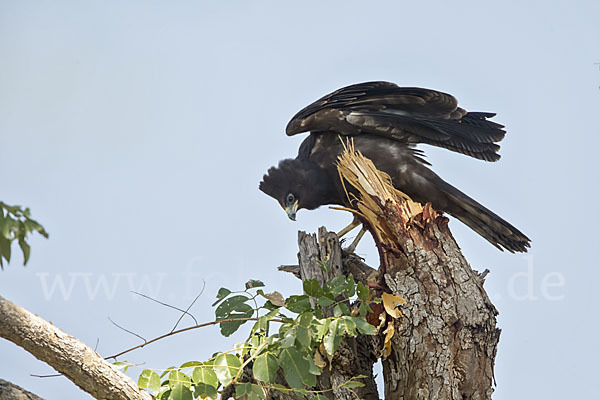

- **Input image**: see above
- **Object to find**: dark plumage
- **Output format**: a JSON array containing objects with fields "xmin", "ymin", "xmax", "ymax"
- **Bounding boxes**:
[{"xmin": 260, "ymin": 81, "xmax": 530, "ymax": 253}]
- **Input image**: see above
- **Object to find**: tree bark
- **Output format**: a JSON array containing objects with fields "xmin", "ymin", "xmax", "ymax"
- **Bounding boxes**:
[
  {"xmin": 0, "ymin": 379, "xmax": 45, "ymax": 400},
  {"xmin": 296, "ymin": 228, "xmax": 380, "ymax": 400},
  {"xmin": 289, "ymin": 218, "xmax": 499, "ymax": 400},
  {"xmin": 0, "ymin": 295, "xmax": 152, "ymax": 400},
  {"xmin": 377, "ymin": 216, "xmax": 499, "ymax": 400}
]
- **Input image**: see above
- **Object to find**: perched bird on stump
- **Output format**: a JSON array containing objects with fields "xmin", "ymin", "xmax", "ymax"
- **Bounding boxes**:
[{"xmin": 259, "ymin": 81, "xmax": 530, "ymax": 253}]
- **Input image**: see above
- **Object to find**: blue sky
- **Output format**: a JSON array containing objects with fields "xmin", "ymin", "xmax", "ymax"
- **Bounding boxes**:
[{"xmin": 1, "ymin": 1, "xmax": 599, "ymax": 398}]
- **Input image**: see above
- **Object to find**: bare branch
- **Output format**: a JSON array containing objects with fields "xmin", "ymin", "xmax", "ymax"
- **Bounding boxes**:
[
  {"xmin": 130, "ymin": 291, "xmax": 199, "ymax": 327},
  {"xmin": 108, "ymin": 317, "xmax": 147, "ymax": 343},
  {"xmin": 0, "ymin": 295, "xmax": 152, "ymax": 400},
  {"xmin": 171, "ymin": 281, "xmax": 205, "ymax": 332},
  {"xmin": 30, "ymin": 373, "xmax": 62, "ymax": 378},
  {"xmin": 106, "ymin": 317, "xmax": 283, "ymax": 360}
]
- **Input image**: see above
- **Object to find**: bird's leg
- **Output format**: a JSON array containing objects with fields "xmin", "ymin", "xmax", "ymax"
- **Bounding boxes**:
[
  {"xmin": 345, "ymin": 227, "xmax": 367, "ymax": 253},
  {"xmin": 337, "ymin": 217, "xmax": 361, "ymax": 239}
]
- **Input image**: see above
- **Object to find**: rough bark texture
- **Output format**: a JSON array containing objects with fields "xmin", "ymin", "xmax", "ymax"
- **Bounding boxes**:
[
  {"xmin": 379, "ymin": 217, "xmax": 499, "ymax": 400},
  {"xmin": 296, "ymin": 228, "xmax": 380, "ymax": 400},
  {"xmin": 0, "ymin": 295, "xmax": 152, "ymax": 400},
  {"xmin": 0, "ymin": 379, "xmax": 45, "ymax": 400},
  {"xmin": 289, "ymin": 218, "xmax": 499, "ymax": 400}
]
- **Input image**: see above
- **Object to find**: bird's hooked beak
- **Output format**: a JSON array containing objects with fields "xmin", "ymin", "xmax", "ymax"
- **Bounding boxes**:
[{"xmin": 285, "ymin": 200, "xmax": 298, "ymax": 221}]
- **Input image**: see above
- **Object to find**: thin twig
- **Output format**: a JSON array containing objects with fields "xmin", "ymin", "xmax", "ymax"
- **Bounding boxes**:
[
  {"xmin": 131, "ymin": 291, "xmax": 198, "ymax": 326},
  {"xmin": 108, "ymin": 317, "xmax": 147, "ymax": 343},
  {"xmin": 171, "ymin": 281, "xmax": 205, "ymax": 332},
  {"xmin": 30, "ymin": 373, "xmax": 62, "ymax": 378},
  {"xmin": 105, "ymin": 317, "xmax": 284, "ymax": 360}
]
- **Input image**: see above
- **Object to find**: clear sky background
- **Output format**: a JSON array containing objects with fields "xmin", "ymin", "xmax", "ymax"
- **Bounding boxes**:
[{"xmin": 1, "ymin": 1, "xmax": 599, "ymax": 399}]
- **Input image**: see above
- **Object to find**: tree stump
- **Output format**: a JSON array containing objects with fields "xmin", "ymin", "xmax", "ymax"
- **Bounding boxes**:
[
  {"xmin": 378, "ymin": 217, "xmax": 499, "ymax": 399},
  {"xmin": 292, "ymin": 221, "xmax": 499, "ymax": 400}
]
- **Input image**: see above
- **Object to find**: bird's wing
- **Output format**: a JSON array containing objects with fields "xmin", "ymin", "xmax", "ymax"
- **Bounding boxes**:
[{"xmin": 286, "ymin": 81, "xmax": 505, "ymax": 162}]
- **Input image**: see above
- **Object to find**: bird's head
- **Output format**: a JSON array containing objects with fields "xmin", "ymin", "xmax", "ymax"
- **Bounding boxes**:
[{"xmin": 259, "ymin": 159, "xmax": 334, "ymax": 221}]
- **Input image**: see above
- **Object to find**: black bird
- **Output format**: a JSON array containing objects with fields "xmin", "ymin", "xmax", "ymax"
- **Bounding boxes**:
[{"xmin": 259, "ymin": 81, "xmax": 530, "ymax": 253}]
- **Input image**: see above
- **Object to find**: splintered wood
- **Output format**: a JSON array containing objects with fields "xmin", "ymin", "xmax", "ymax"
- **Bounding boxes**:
[{"xmin": 334, "ymin": 139, "xmax": 437, "ymax": 249}]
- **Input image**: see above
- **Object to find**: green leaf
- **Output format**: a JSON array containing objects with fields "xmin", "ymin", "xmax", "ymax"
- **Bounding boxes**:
[
  {"xmin": 219, "ymin": 311, "xmax": 254, "ymax": 337},
  {"xmin": 303, "ymin": 279, "xmax": 323, "ymax": 297},
  {"xmin": 168, "ymin": 382, "xmax": 193, "ymax": 400},
  {"xmin": 1, "ymin": 215, "xmax": 12, "ymax": 239},
  {"xmin": 25, "ymin": 218, "xmax": 48, "ymax": 238},
  {"xmin": 192, "ymin": 364, "xmax": 218, "ymax": 388},
  {"xmin": 327, "ymin": 275, "xmax": 347, "ymax": 297},
  {"xmin": 348, "ymin": 316, "xmax": 377, "ymax": 335},
  {"xmin": 212, "ymin": 288, "xmax": 232, "ymax": 306},
  {"xmin": 213, "ymin": 353, "xmax": 242, "ymax": 386},
  {"xmin": 333, "ymin": 304, "xmax": 343, "ymax": 318},
  {"xmin": 112, "ymin": 361, "xmax": 129, "ymax": 372},
  {"xmin": 215, "ymin": 295, "xmax": 249, "ymax": 317},
  {"xmin": 357, "ymin": 281, "xmax": 369, "ymax": 301},
  {"xmin": 315, "ymin": 395, "xmax": 329, "ymax": 400},
  {"xmin": 138, "ymin": 369, "xmax": 161, "ymax": 394},
  {"xmin": 343, "ymin": 380, "xmax": 365, "ymax": 388},
  {"xmin": 285, "ymin": 295, "xmax": 312, "ymax": 313},
  {"xmin": 344, "ymin": 274, "xmax": 356, "ymax": 297},
  {"xmin": 296, "ymin": 325, "xmax": 311, "ymax": 347},
  {"xmin": 252, "ymin": 353, "xmax": 279, "ymax": 383},
  {"xmin": 280, "ymin": 328, "xmax": 297, "ymax": 348},
  {"xmin": 160, "ymin": 366, "xmax": 177, "ymax": 378},
  {"xmin": 0, "ymin": 235, "xmax": 11, "ymax": 263},
  {"xmin": 298, "ymin": 312, "xmax": 314, "ymax": 327},
  {"xmin": 323, "ymin": 320, "xmax": 341, "ymax": 356},
  {"xmin": 249, "ymin": 332, "xmax": 262, "ymax": 349},
  {"xmin": 306, "ymin": 354, "xmax": 321, "ymax": 376},
  {"xmin": 235, "ymin": 383, "xmax": 264, "ymax": 400},
  {"xmin": 252, "ymin": 316, "xmax": 268, "ymax": 334},
  {"xmin": 279, "ymin": 347, "xmax": 316, "ymax": 389},
  {"xmin": 338, "ymin": 317, "xmax": 357, "ymax": 336},
  {"xmin": 317, "ymin": 297, "xmax": 334, "ymax": 307},
  {"xmin": 179, "ymin": 361, "xmax": 202, "ymax": 369},
  {"xmin": 18, "ymin": 239, "xmax": 31, "ymax": 265},
  {"xmin": 245, "ymin": 279, "xmax": 265, "ymax": 289},
  {"xmin": 194, "ymin": 382, "xmax": 217, "ymax": 399},
  {"xmin": 215, "ymin": 294, "xmax": 254, "ymax": 336},
  {"xmin": 315, "ymin": 319, "xmax": 330, "ymax": 340},
  {"xmin": 339, "ymin": 303, "xmax": 351, "ymax": 316},
  {"xmin": 264, "ymin": 308, "xmax": 280, "ymax": 320},
  {"xmin": 192, "ymin": 364, "xmax": 222, "ymax": 395},
  {"xmin": 158, "ymin": 387, "xmax": 171, "ymax": 400},
  {"xmin": 168, "ymin": 370, "xmax": 191, "ymax": 388},
  {"xmin": 359, "ymin": 302, "xmax": 370, "ymax": 317}
]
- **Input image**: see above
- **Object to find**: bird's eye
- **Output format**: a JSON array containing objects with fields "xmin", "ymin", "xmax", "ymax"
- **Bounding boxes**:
[{"xmin": 286, "ymin": 194, "xmax": 295, "ymax": 205}]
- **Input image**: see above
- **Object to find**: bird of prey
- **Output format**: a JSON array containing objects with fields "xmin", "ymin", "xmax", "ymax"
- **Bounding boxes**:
[{"xmin": 259, "ymin": 81, "xmax": 530, "ymax": 253}]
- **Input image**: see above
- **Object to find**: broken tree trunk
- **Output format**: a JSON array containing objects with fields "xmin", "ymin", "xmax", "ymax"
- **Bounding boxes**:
[
  {"xmin": 290, "ymin": 223, "xmax": 498, "ymax": 400},
  {"xmin": 378, "ymin": 217, "xmax": 499, "ymax": 399},
  {"xmin": 288, "ymin": 142, "xmax": 501, "ymax": 399},
  {"xmin": 337, "ymin": 142, "xmax": 500, "ymax": 399}
]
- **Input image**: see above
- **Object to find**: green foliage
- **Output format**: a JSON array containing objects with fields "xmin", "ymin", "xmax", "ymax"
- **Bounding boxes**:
[
  {"xmin": 0, "ymin": 202, "xmax": 48, "ymax": 268},
  {"xmin": 135, "ymin": 271, "xmax": 376, "ymax": 399}
]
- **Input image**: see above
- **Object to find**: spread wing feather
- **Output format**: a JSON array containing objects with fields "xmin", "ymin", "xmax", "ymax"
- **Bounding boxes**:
[{"xmin": 286, "ymin": 81, "xmax": 506, "ymax": 161}]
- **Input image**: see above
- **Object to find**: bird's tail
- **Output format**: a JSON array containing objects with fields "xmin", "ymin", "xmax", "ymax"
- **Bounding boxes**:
[{"xmin": 435, "ymin": 180, "xmax": 530, "ymax": 253}]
